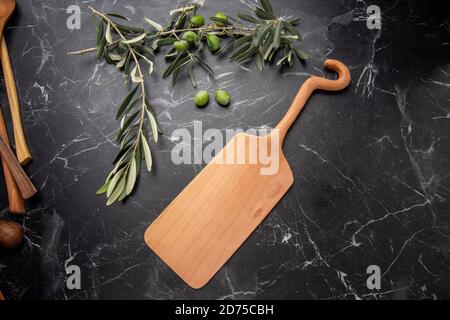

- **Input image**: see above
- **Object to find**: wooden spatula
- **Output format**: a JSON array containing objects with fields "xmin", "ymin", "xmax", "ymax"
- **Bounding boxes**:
[{"xmin": 145, "ymin": 59, "xmax": 351, "ymax": 289}]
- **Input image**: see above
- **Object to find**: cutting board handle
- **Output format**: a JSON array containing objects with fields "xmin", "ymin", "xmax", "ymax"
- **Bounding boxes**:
[{"xmin": 275, "ymin": 59, "xmax": 351, "ymax": 143}]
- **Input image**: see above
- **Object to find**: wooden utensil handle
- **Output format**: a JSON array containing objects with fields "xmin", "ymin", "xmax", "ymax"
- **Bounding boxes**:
[
  {"xmin": 275, "ymin": 59, "xmax": 351, "ymax": 143},
  {"xmin": 1, "ymin": 36, "xmax": 32, "ymax": 165},
  {"xmin": 0, "ymin": 108, "xmax": 25, "ymax": 213},
  {"xmin": 0, "ymin": 136, "xmax": 36, "ymax": 199}
]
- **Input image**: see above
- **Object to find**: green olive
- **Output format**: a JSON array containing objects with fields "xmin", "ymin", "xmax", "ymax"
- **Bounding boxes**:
[
  {"xmin": 190, "ymin": 15, "xmax": 205, "ymax": 27},
  {"xmin": 182, "ymin": 31, "xmax": 197, "ymax": 43},
  {"xmin": 215, "ymin": 90, "xmax": 230, "ymax": 106},
  {"xmin": 194, "ymin": 90, "xmax": 209, "ymax": 108},
  {"xmin": 207, "ymin": 34, "xmax": 221, "ymax": 52},
  {"xmin": 173, "ymin": 40, "xmax": 188, "ymax": 52},
  {"xmin": 214, "ymin": 12, "xmax": 228, "ymax": 26}
]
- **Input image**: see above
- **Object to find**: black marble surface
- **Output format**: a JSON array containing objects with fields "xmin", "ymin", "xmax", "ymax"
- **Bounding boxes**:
[{"xmin": 0, "ymin": 0, "xmax": 449, "ymax": 300}]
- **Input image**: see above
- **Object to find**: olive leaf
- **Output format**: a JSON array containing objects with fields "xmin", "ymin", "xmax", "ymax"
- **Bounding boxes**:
[
  {"xmin": 260, "ymin": 0, "xmax": 274, "ymax": 14},
  {"xmin": 187, "ymin": 64, "xmax": 197, "ymax": 88},
  {"xmin": 255, "ymin": 7, "xmax": 276, "ymax": 20},
  {"xmin": 116, "ymin": 85, "xmax": 139, "ymax": 119},
  {"xmin": 237, "ymin": 13, "xmax": 259, "ymax": 24},
  {"xmin": 141, "ymin": 133, "xmax": 153, "ymax": 172},
  {"xmin": 123, "ymin": 33, "xmax": 147, "ymax": 44},
  {"xmin": 71, "ymin": 2, "xmax": 307, "ymax": 206},
  {"xmin": 106, "ymin": 13, "xmax": 129, "ymax": 20},
  {"xmin": 273, "ymin": 21, "xmax": 281, "ymax": 50},
  {"xmin": 126, "ymin": 157, "xmax": 137, "ymax": 195},
  {"xmin": 145, "ymin": 18, "xmax": 164, "ymax": 32},
  {"xmin": 209, "ymin": 16, "xmax": 231, "ymax": 25},
  {"xmin": 105, "ymin": 22, "xmax": 113, "ymax": 44},
  {"xmin": 157, "ymin": 37, "xmax": 176, "ymax": 47}
]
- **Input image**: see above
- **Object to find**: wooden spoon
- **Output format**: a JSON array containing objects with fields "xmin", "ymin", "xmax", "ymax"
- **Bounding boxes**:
[
  {"xmin": 0, "ymin": 0, "xmax": 31, "ymax": 165},
  {"xmin": 0, "ymin": 135, "xmax": 36, "ymax": 199},
  {"xmin": 0, "ymin": 108, "xmax": 24, "ymax": 213},
  {"xmin": 0, "ymin": 0, "xmax": 26, "ymax": 212}
]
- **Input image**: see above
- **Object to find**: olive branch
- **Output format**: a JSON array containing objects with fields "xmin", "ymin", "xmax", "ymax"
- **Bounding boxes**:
[{"xmin": 69, "ymin": 0, "xmax": 307, "ymax": 205}]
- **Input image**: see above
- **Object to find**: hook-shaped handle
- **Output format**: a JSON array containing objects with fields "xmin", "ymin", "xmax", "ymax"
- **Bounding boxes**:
[{"xmin": 274, "ymin": 59, "xmax": 351, "ymax": 143}]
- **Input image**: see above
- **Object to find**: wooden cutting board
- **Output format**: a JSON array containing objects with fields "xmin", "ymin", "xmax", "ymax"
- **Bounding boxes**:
[{"xmin": 145, "ymin": 59, "xmax": 351, "ymax": 289}]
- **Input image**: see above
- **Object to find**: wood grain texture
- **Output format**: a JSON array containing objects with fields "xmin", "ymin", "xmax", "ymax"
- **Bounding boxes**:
[
  {"xmin": 1, "ymin": 36, "xmax": 32, "ymax": 165},
  {"xmin": 0, "ymin": 136, "xmax": 36, "ymax": 199},
  {"xmin": 0, "ymin": 290, "xmax": 4, "ymax": 300},
  {"xmin": 146, "ymin": 133, "xmax": 293, "ymax": 288},
  {"xmin": 0, "ymin": 108, "xmax": 25, "ymax": 213},
  {"xmin": 145, "ymin": 59, "xmax": 351, "ymax": 288}
]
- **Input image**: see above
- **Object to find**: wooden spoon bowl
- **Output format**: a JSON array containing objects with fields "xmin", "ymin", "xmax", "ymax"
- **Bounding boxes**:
[{"xmin": 0, "ymin": 0, "xmax": 15, "ymax": 34}]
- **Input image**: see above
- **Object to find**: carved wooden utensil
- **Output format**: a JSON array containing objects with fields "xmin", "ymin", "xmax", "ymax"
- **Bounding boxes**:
[
  {"xmin": 0, "ymin": 135, "xmax": 36, "ymax": 199},
  {"xmin": 0, "ymin": 0, "xmax": 26, "ymax": 212},
  {"xmin": 0, "ymin": 0, "xmax": 31, "ymax": 165},
  {"xmin": 144, "ymin": 59, "xmax": 351, "ymax": 288},
  {"xmin": 0, "ymin": 108, "xmax": 24, "ymax": 213}
]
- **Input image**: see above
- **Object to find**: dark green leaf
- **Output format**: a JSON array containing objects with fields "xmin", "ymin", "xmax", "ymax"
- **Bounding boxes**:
[
  {"xmin": 113, "ymin": 144, "xmax": 132, "ymax": 164},
  {"xmin": 116, "ymin": 24, "xmax": 144, "ymax": 33},
  {"xmin": 124, "ymin": 52, "xmax": 132, "ymax": 75},
  {"xmin": 263, "ymin": 43, "xmax": 274, "ymax": 61},
  {"xmin": 96, "ymin": 19, "xmax": 104, "ymax": 46},
  {"xmin": 96, "ymin": 34, "xmax": 106, "ymax": 59},
  {"xmin": 260, "ymin": 30, "xmax": 273, "ymax": 54},
  {"xmin": 116, "ymin": 85, "xmax": 139, "ymax": 119},
  {"xmin": 172, "ymin": 66, "xmax": 182, "ymax": 86},
  {"xmin": 195, "ymin": 55, "xmax": 215, "ymax": 76},
  {"xmin": 255, "ymin": 7, "xmax": 276, "ymax": 20},
  {"xmin": 121, "ymin": 131, "xmax": 137, "ymax": 149},
  {"xmin": 116, "ymin": 111, "xmax": 139, "ymax": 141},
  {"xmin": 230, "ymin": 43, "xmax": 251, "ymax": 60},
  {"xmin": 234, "ymin": 35, "xmax": 252, "ymax": 48},
  {"xmin": 238, "ymin": 13, "xmax": 259, "ymax": 24},
  {"xmin": 234, "ymin": 45, "xmax": 259, "ymax": 62},
  {"xmin": 105, "ymin": 13, "xmax": 129, "ymax": 20},
  {"xmin": 227, "ymin": 15, "xmax": 243, "ymax": 25},
  {"xmin": 169, "ymin": 11, "xmax": 182, "ymax": 28},
  {"xmin": 172, "ymin": 56, "xmax": 192, "ymax": 75},
  {"xmin": 287, "ymin": 17, "xmax": 301, "ymax": 26},
  {"xmin": 288, "ymin": 54, "xmax": 294, "ymax": 67},
  {"xmin": 293, "ymin": 47, "xmax": 308, "ymax": 60},
  {"xmin": 104, "ymin": 48, "xmax": 113, "ymax": 63},
  {"xmin": 209, "ymin": 16, "xmax": 232, "ymax": 25},
  {"xmin": 214, "ymin": 38, "xmax": 235, "ymax": 55},
  {"xmin": 255, "ymin": 24, "xmax": 272, "ymax": 46},
  {"xmin": 255, "ymin": 52, "xmax": 264, "ymax": 71},
  {"xmin": 187, "ymin": 65, "xmax": 197, "ymax": 88},
  {"xmin": 260, "ymin": 0, "xmax": 274, "ymax": 14},
  {"xmin": 273, "ymin": 21, "xmax": 281, "ymax": 49},
  {"xmin": 163, "ymin": 53, "xmax": 189, "ymax": 78},
  {"xmin": 157, "ymin": 37, "xmax": 176, "ymax": 47},
  {"xmin": 132, "ymin": 44, "xmax": 154, "ymax": 57},
  {"xmin": 135, "ymin": 146, "xmax": 142, "ymax": 173},
  {"xmin": 175, "ymin": 13, "xmax": 187, "ymax": 29},
  {"xmin": 165, "ymin": 47, "xmax": 178, "ymax": 61},
  {"xmin": 284, "ymin": 22, "xmax": 302, "ymax": 40}
]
